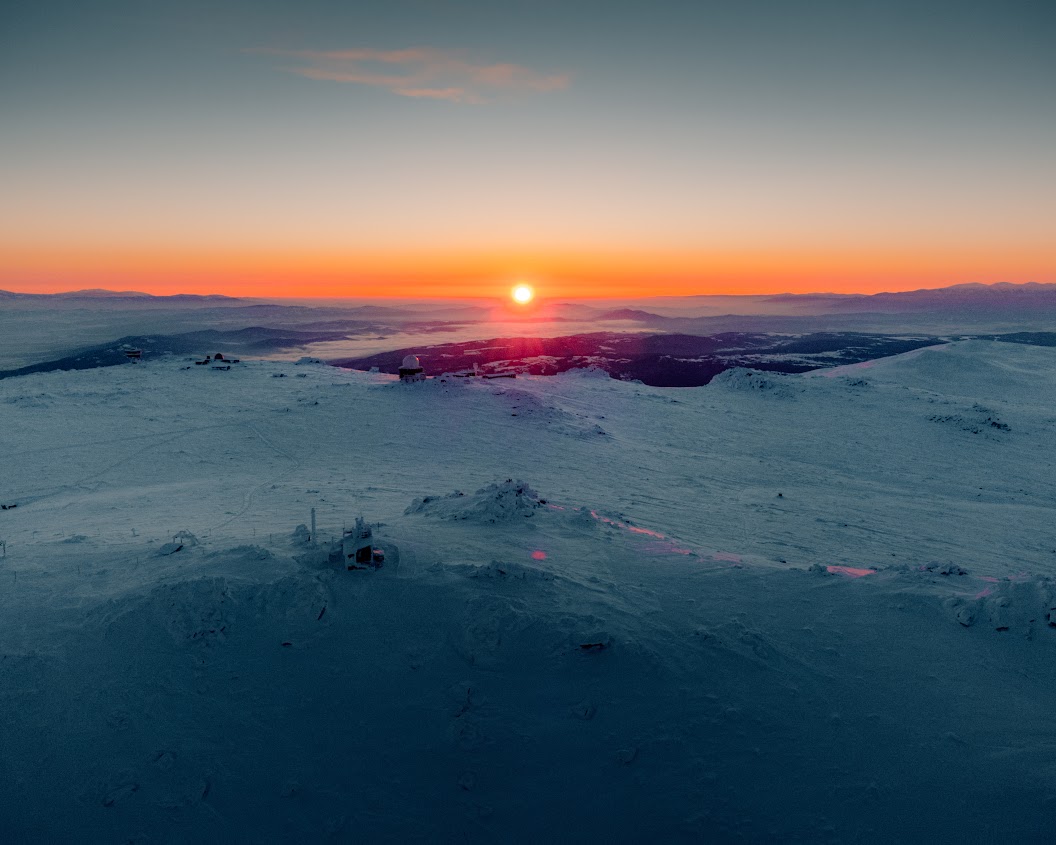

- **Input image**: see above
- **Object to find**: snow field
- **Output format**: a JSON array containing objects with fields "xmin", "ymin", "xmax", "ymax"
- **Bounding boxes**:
[{"xmin": 2, "ymin": 341, "xmax": 1056, "ymax": 841}]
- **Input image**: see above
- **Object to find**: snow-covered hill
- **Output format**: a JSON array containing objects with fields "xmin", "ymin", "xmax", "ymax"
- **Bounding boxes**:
[{"xmin": 2, "ymin": 341, "xmax": 1055, "ymax": 842}]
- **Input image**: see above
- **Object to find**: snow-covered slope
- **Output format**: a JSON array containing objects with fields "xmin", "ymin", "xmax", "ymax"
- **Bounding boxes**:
[{"xmin": 1, "ymin": 341, "xmax": 1055, "ymax": 842}]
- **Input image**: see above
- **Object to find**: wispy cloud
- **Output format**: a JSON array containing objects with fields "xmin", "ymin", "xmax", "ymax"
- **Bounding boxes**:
[{"xmin": 248, "ymin": 47, "xmax": 570, "ymax": 103}]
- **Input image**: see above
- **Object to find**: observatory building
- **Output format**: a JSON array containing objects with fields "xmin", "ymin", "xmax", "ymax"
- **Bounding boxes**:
[
  {"xmin": 398, "ymin": 354, "xmax": 426, "ymax": 382},
  {"xmin": 343, "ymin": 517, "xmax": 384, "ymax": 569}
]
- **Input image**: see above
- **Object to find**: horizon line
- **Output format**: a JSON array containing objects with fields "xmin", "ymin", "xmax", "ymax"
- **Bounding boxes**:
[{"xmin": 4, "ymin": 279, "xmax": 1055, "ymax": 302}]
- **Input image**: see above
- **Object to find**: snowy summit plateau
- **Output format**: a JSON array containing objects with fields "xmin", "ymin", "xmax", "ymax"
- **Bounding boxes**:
[{"xmin": 2, "ymin": 334, "xmax": 1056, "ymax": 841}]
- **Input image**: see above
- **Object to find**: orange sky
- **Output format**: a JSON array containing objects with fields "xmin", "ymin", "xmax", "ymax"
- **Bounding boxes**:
[
  {"xmin": 3, "ymin": 2, "xmax": 1054, "ymax": 301},
  {"xmin": 2, "ymin": 243, "xmax": 1052, "ymax": 299}
]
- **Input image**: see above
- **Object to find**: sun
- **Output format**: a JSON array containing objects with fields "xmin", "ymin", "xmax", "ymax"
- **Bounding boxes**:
[{"xmin": 511, "ymin": 283, "xmax": 534, "ymax": 304}]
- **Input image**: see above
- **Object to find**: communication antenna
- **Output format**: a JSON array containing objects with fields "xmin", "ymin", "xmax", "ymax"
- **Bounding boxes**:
[{"xmin": 310, "ymin": 507, "xmax": 317, "ymax": 544}]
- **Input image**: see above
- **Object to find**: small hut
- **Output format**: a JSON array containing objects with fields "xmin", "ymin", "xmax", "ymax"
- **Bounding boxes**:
[
  {"xmin": 398, "ymin": 354, "xmax": 426, "ymax": 383},
  {"xmin": 343, "ymin": 518, "xmax": 375, "ymax": 569}
]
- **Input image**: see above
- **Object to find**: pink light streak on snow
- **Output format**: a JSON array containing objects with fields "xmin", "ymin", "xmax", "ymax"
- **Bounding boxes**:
[
  {"xmin": 712, "ymin": 552, "xmax": 742, "ymax": 563},
  {"xmin": 625, "ymin": 524, "xmax": 665, "ymax": 538},
  {"xmin": 826, "ymin": 565, "xmax": 876, "ymax": 578},
  {"xmin": 544, "ymin": 503, "xmax": 695, "ymax": 555},
  {"xmin": 972, "ymin": 572, "xmax": 1030, "ymax": 599},
  {"xmin": 658, "ymin": 543, "xmax": 694, "ymax": 555},
  {"xmin": 577, "ymin": 509, "xmax": 695, "ymax": 554},
  {"xmin": 588, "ymin": 509, "xmax": 665, "ymax": 537}
]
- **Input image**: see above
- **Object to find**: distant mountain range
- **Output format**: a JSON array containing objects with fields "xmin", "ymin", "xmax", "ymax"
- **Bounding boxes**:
[
  {"xmin": 3, "ymin": 281, "xmax": 1055, "ymax": 311},
  {"xmin": 5, "ymin": 282, "xmax": 1056, "ymax": 332},
  {"xmin": 4, "ymin": 282, "xmax": 1055, "ymax": 378},
  {"xmin": 0, "ymin": 289, "xmax": 240, "ymax": 302},
  {"xmin": 761, "ymin": 282, "xmax": 1056, "ymax": 313}
]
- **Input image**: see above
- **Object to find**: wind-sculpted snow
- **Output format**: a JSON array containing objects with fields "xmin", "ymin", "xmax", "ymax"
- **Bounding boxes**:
[
  {"xmin": 487, "ymin": 386, "xmax": 611, "ymax": 439},
  {"xmin": 945, "ymin": 574, "xmax": 1056, "ymax": 632},
  {"xmin": 92, "ymin": 570, "xmax": 333, "ymax": 648},
  {"xmin": 3, "ymin": 341, "xmax": 1056, "ymax": 841},
  {"xmin": 708, "ymin": 366, "xmax": 801, "ymax": 398},
  {"xmin": 821, "ymin": 339, "xmax": 1056, "ymax": 398},
  {"xmin": 405, "ymin": 479, "xmax": 546, "ymax": 522}
]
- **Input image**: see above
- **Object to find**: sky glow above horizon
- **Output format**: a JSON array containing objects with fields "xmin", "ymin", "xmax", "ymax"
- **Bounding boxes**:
[{"xmin": 1, "ymin": 1, "xmax": 1054, "ymax": 298}]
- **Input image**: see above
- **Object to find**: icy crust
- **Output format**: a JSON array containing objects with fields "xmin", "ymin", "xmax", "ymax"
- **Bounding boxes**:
[
  {"xmin": 557, "ymin": 365, "xmax": 612, "ymax": 380},
  {"xmin": 487, "ymin": 387, "xmax": 610, "ymax": 438},
  {"xmin": 404, "ymin": 480, "xmax": 660, "ymax": 538},
  {"xmin": 926, "ymin": 404, "xmax": 1012, "ymax": 438},
  {"xmin": 405, "ymin": 479, "xmax": 546, "ymax": 522},
  {"xmin": 945, "ymin": 575, "xmax": 1056, "ymax": 632},
  {"xmin": 709, "ymin": 366, "xmax": 799, "ymax": 397},
  {"xmin": 89, "ymin": 569, "xmax": 332, "ymax": 648},
  {"xmin": 815, "ymin": 561, "xmax": 1056, "ymax": 636}
]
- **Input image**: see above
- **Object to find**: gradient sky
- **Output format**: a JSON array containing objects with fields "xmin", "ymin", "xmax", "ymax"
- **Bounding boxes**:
[{"xmin": 2, "ymin": 0, "xmax": 1054, "ymax": 297}]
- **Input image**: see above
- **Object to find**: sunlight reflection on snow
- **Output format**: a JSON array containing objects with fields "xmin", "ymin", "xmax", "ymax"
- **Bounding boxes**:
[
  {"xmin": 826, "ymin": 565, "xmax": 876, "ymax": 577},
  {"xmin": 972, "ymin": 572, "xmax": 1030, "ymax": 599},
  {"xmin": 588, "ymin": 509, "xmax": 664, "ymax": 538},
  {"xmin": 544, "ymin": 503, "xmax": 694, "ymax": 555},
  {"xmin": 586, "ymin": 510, "xmax": 694, "ymax": 554}
]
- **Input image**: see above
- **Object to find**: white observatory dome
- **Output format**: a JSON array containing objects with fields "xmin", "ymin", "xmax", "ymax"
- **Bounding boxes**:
[{"xmin": 401, "ymin": 355, "xmax": 422, "ymax": 370}]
